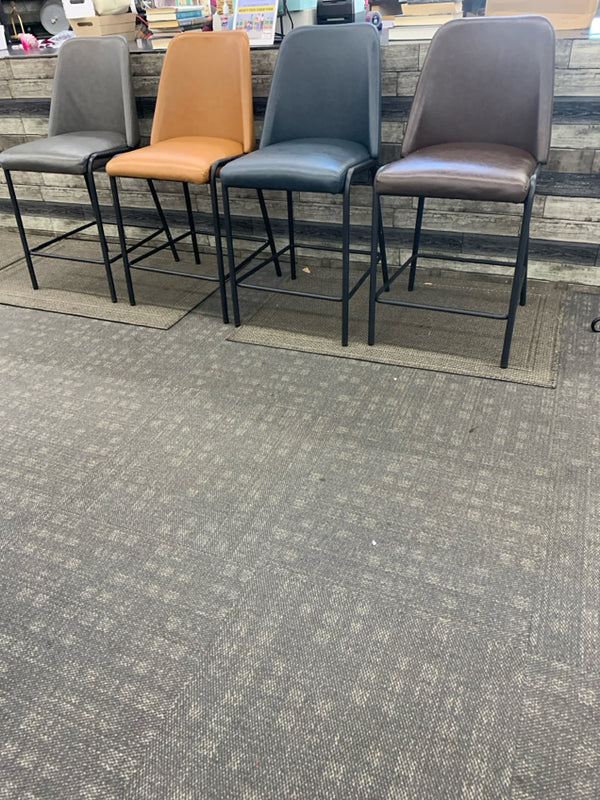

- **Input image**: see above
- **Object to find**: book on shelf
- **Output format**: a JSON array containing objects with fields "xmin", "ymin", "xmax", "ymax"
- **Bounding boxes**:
[
  {"xmin": 176, "ymin": 6, "xmax": 207, "ymax": 17},
  {"xmin": 400, "ymin": 1, "xmax": 457, "ymax": 15},
  {"xmin": 148, "ymin": 17, "xmax": 207, "ymax": 34},
  {"xmin": 147, "ymin": 6, "xmax": 207, "ymax": 17},
  {"xmin": 147, "ymin": 3, "xmax": 208, "ymax": 36},
  {"xmin": 146, "ymin": 11, "xmax": 176, "ymax": 20},
  {"xmin": 178, "ymin": 15, "xmax": 207, "ymax": 27},
  {"xmin": 388, "ymin": 13, "xmax": 454, "ymax": 38},
  {"xmin": 150, "ymin": 35, "xmax": 175, "ymax": 49},
  {"xmin": 148, "ymin": 19, "xmax": 182, "ymax": 29},
  {"xmin": 147, "ymin": 2, "xmax": 210, "ymax": 15},
  {"xmin": 393, "ymin": 12, "xmax": 455, "ymax": 24}
]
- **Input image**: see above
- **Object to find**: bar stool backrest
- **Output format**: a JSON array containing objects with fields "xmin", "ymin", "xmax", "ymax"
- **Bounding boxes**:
[
  {"xmin": 49, "ymin": 35, "xmax": 139, "ymax": 148},
  {"xmin": 151, "ymin": 31, "xmax": 254, "ymax": 151},
  {"xmin": 260, "ymin": 23, "xmax": 381, "ymax": 159},
  {"xmin": 402, "ymin": 15, "xmax": 555, "ymax": 163}
]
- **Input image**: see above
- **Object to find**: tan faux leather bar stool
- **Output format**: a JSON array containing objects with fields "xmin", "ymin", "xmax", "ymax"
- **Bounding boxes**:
[
  {"xmin": 368, "ymin": 15, "xmax": 555, "ymax": 368},
  {"xmin": 0, "ymin": 36, "xmax": 139, "ymax": 302},
  {"xmin": 106, "ymin": 31, "xmax": 254, "ymax": 323}
]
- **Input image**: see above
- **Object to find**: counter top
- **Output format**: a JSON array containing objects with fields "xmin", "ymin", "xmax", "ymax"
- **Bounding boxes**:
[{"xmin": 1, "ymin": 23, "xmax": 598, "ymax": 60}]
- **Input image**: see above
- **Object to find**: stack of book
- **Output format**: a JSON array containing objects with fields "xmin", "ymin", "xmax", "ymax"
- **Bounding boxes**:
[
  {"xmin": 401, "ymin": 0, "xmax": 456, "ymax": 15},
  {"xmin": 146, "ymin": 2, "xmax": 210, "ymax": 48},
  {"xmin": 387, "ymin": 0, "xmax": 459, "ymax": 40}
]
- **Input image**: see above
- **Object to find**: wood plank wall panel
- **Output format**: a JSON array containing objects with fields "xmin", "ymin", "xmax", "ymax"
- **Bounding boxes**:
[{"xmin": 1, "ymin": 38, "xmax": 599, "ymax": 284}]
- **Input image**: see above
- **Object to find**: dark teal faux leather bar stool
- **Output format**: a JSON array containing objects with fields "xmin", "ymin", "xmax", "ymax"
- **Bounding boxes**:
[
  {"xmin": 220, "ymin": 23, "xmax": 387, "ymax": 347},
  {"xmin": 0, "ymin": 36, "xmax": 139, "ymax": 302}
]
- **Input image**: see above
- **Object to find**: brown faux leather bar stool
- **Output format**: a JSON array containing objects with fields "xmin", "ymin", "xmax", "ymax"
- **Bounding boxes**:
[
  {"xmin": 106, "ymin": 31, "xmax": 254, "ymax": 323},
  {"xmin": 368, "ymin": 15, "xmax": 555, "ymax": 368}
]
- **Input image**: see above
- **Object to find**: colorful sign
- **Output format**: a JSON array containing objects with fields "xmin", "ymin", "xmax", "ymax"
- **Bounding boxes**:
[{"xmin": 233, "ymin": 0, "xmax": 276, "ymax": 46}]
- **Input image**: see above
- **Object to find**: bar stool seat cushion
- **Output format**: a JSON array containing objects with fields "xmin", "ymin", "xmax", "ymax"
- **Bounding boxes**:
[
  {"xmin": 220, "ymin": 138, "xmax": 372, "ymax": 193},
  {"xmin": 0, "ymin": 131, "xmax": 129, "ymax": 175},
  {"xmin": 106, "ymin": 136, "xmax": 245, "ymax": 184},
  {"xmin": 375, "ymin": 142, "xmax": 538, "ymax": 203}
]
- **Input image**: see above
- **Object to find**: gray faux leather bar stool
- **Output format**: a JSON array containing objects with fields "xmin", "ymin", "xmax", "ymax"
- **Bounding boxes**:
[
  {"xmin": 368, "ymin": 15, "xmax": 555, "ymax": 368},
  {"xmin": 0, "ymin": 36, "xmax": 139, "ymax": 302},
  {"xmin": 220, "ymin": 23, "xmax": 387, "ymax": 347}
]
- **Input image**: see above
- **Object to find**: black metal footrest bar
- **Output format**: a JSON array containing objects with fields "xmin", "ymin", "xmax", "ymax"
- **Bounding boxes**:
[
  {"xmin": 239, "ymin": 264, "xmax": 370, "ymax": 304},
  {"xmin": 29, "ymin": 251, "xmax": 109, "ymax": 266},
  {"xmin": 128, "ymin": 230, "xmax": 190, "ymax": 267},
  {"xmin": 376, "ymin": 295, "xmax": 509, "ymax": 320},
  {"xmin": 418, "ymin": 251, "xmax": 519, "ymax": 269},
  {"xmin": 125, "ymin": 227, "xmax": 170, "ymax": 258},
  {"xmin": 236, "ymin": 282, "xmax": 343, "ymax": 302},
  {"xmin": 231, "ymin": 241, "xmax": 274, "ymax": 280},
  {"xmin": 29, "ymin": 222, "xmax": 122, "ymax": 267},
  {"xmin": 130, "ymin": 263, "xmax": 221, "ymax": 281},
  {"xmin": 235, "ymin": 240, "xmax": 373, "ymax": 286},
  {"xmin": 30, "ymin": 220, "xmax": 96, "ymax": 253},
  {"xmin": 377, "ymin": 253, "xmax": 413, "ymax": 294},
  {"xmin": 292, "ymin": 241, "xmax": 373, "ymax": 257}
]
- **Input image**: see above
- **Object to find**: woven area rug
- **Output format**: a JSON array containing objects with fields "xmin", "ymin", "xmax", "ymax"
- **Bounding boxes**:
[
  {"xmin": 226, "ymin": 265, "xmax": 568, "ymax": 387},
  {"xmin": 0, "ymin": 237, "xmax": 220, "ymax": 329}
]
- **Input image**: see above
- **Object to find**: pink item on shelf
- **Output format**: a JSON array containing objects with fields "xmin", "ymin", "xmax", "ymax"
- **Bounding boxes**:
[{"xmin": 18, "ymin": 33, "xmax": 40, "ymax": 50}]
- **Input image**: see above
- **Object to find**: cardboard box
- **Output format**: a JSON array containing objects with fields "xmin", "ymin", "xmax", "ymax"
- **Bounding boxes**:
[
  {"xmin": 62, "ymin": 0, "xmax": 96, "ymax": 19},
  {"xmin": 70, "ymin": 11, "xmax": 137, "ymax": 37},
  {"xmin": 62, "ymin": 0, "xmax": 135, "ymax": 19},
  {"xmin": 485, "ymin": 0, "xmax": 597, "ymax": 30}
]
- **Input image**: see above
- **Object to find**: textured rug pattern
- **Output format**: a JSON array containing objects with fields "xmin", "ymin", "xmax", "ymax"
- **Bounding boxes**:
[
  {"xmin": 1, "ymin": 268, "xmax": 600, "ymax": 799},
  {"xmin": 0, "ymin": 238, "xmax": 220, "ymax": 329},
  {"xmin": 227, "ymin": 266, "xmax": 567, "ymax": 387}
]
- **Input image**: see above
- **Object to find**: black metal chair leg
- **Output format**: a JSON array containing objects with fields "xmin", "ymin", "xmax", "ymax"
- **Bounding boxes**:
[
  {"xmin": 378, "ymin": 199, "xmax": 389, "ymax": 288},
  {"xmin": 209, "ymin": 163, "xmax": 229, "ymax": 324},
  {"xmin": 85, "ymin": 167, "xmax": 117, "ymax": 303},
  {"xmin": 183, "ymin": 182, "xmax": 200, "ymax": 265},
  {"xmin": 223, "ymin": 185, "xmax": 242, "ymax": 327},
  {"xmin": 110, "ymin": 175, "xmax": 136, "ymax": 306},
  {"xmin": 287, "ymin": 190, "xmax": 296, "ymax": 280},
  {"xmin": 4, "ymin": 169, "xmax": 38, "ymax": 289},
  {"xmin": 341, "ymin": 176, "xmax": 351, "ymax": 347},
  {"xmin": 371, "ymin": 165, "xmax": 389, "ymax": 289},
  {"xmin": 520, "ymin": 237, "xmax": 529, "ymax": 307},
  {"xmin": 368, "ymin": 189, "xmax": 382, "ymax": 346},
  {"xmin": 501, "ymin": 184, "xmax": 536, "ymax": 368},
  {"xmin": 256, "ymin": 189, "xmax": 282, "ymax": 277},
  {"xmin": 147, "ymin": 179, "xmax": 180, "ymax": 263},
  {"xmin": 408, "ymin": 196, "xmax": 425, "ymax": 292}
]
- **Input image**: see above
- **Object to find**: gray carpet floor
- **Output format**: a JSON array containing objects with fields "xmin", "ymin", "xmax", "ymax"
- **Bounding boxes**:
[{"xmin": 1, "ymin": 265, "xmax": 600, "ymax": 799}]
